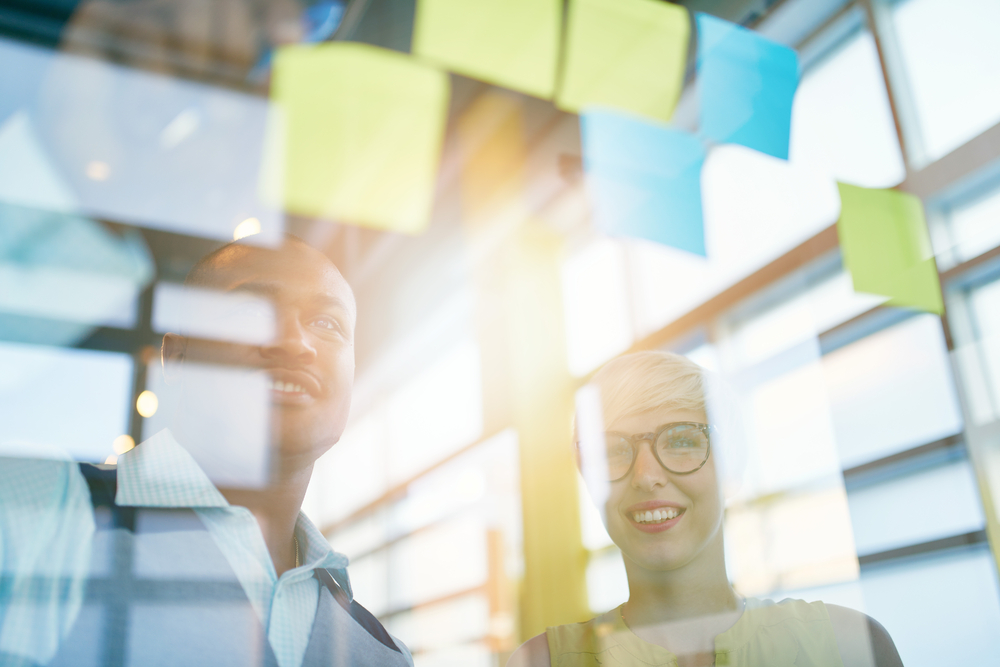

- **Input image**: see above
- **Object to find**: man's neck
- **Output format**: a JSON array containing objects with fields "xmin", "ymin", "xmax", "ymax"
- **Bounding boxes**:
[{"xmin": 220, "ymin": 460, "xmax": 314, "ymax": 577}]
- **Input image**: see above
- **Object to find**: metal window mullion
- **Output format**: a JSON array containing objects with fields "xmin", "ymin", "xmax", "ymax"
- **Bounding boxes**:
[{"xmin": 858, "ymin": 0, "xmax": 927, "ymax": 171}]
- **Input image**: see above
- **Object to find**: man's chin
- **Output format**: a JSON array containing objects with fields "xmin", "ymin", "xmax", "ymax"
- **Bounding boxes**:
[{"xmin": 271, "ymin": 429, "xmax": 337, "ymax": 460}]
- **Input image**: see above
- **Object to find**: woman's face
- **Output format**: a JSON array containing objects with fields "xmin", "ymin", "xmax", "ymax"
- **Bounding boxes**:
[{"xmin": 602, "ymin": 406, "xmax": 725, "ymax": 573}]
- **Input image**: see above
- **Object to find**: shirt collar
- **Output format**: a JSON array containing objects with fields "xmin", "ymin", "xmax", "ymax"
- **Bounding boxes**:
[
  {"xmin": 118, "ymin": 430, "xmax": 354, "ymax": 597},
  {"xmin": 295, "ymin": 511, "xmax": 353, "ymax": 599},
  {"xmin": 116, "ymin": 429, "xmax": 230, "ymax": 508}
]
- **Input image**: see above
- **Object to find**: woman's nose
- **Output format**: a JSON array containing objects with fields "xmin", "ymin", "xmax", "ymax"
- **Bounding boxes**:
[{"xmin": 630, "ymin": 441, "xmax": 668, "ymax": 490}]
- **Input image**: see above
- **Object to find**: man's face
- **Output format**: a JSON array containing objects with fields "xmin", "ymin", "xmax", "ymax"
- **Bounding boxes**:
[{"xmin": 167, "ymin": 241, "xmax": 356, "ymax": 459}]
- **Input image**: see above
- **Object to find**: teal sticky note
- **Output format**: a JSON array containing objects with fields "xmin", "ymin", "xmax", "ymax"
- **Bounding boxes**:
[
  {"xmin": 837, "ymin": 183, "xmax": 943, "ymax": 314},
  {"xmin": 581, "ymin": 110, "xmax": 706, "ymax": 255},
  {"xmin": 697, "ymin": 13, "xmax": 799, "ymax": 159}
]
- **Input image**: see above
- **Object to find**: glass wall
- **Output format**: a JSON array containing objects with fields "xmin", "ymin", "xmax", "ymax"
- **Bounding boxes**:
[{"xmin": 1, "ymin": 1, "xmax": 999, "ymax": 666}]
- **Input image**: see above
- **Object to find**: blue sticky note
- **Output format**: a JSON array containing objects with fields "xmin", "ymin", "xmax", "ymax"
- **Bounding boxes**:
[
  {"xmin": 696, "ymin": 13, "xmax": 799, "ymax": 159},
  {"xmin": 581, "ymin": 110, "xmax": 706, "ymax": 255}
]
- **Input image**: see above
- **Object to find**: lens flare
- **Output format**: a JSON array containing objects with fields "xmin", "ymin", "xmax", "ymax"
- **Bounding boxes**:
[{"xmin": 136, "ymin": 390, "xmax": 159, "ymax": 418}]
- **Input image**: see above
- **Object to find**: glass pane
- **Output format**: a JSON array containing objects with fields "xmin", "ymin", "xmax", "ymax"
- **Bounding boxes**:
[
  {"xmin": 725, "ymin": 487, "xmax": 858, "ymax": 594},
  {"xmin": 386, "ymin": 340, "xmax": 483, "ymax": 483},
  {"xmin": 966, "ymin": 277, "xmax": 1000, "ymax": 422},
  {"xmin": 304, "ymin": 409, "xmax": 389, "ymax": 527},
  {"xmin": 632, "ymin": 146, "xmax": 841, "ymax": 336},
  {"xmin": 585, "ymin": 547, "xmax": 628, "ymax": 614},
  {"xmin": 848, "ymin": 458, "xmax": 985, "ymax": 555},
  {"xmin": 891, "ymin": 0, "xmax": 1000, "ymax": 162},
  {"xmin": 823, "ymin": 314, "xmax": 963, "ymax": 467},
  {"xmin": 388, "ymin": 514, "xmax": 489, "ymax": 610},
  {"xmin": 386, "ymin": 594, "xmax": 490, "ymax": 656},
  {"xmin": 0, "ymin": 36, "xmax": 283, "ymax": 243},
  {"xmin": 561, "ymin": 237, "xmax": 633, "ymax": 376},
  {"xmin": 860, "ymin": 547, "xmax": 1000, "ymax": 666},
  {"xmin": 791, "ymin": 30, "xmax": 906, "ymax": 187},
  {"xmin": 947, "ymin": 185, "xmax": 1000, "ymax": 264},
  {"xmin": 0, "ymin": 342, "xmax": 132, "ymax": 462}
]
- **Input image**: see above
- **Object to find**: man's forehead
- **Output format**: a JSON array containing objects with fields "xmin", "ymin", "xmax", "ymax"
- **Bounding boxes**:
[{"xmin": 199, "ymin": 242, "xmax": 355, "ymax": 311}]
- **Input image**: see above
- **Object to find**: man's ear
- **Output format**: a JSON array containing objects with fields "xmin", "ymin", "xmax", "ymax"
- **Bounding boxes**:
[{"xmin": 161, "ymin": 333, "xmax": 187, "ymax": 383}]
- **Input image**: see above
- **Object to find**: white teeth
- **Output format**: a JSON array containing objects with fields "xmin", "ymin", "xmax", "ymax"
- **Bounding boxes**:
[
  {"xmin": 633, "ymin": 508, "xmax": 681, "ymax": 523},
  {"xmin": 271, "ymin": 381, "xmax": 305, "ymax": 394}
]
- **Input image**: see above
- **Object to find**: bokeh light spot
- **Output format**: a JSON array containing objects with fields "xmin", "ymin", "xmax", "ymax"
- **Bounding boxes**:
[
  {"xmin": 85, "ymin": 160, "xmax": 111, "ymax": 181},
  {"xmin": 233, "ymin": 217, "xmax": 261, "ymax": 240},
  {"xmin": 113, "ymin": 434, "xmax": 136, "ymax": 455},
  {"xmin": 136, "ymin": 390, "xmax": 159, "ymax": 418}
]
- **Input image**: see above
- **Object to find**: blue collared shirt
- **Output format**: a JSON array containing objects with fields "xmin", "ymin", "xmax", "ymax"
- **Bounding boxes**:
[{"xmin": 0, "ymin": 430, "xmax": 353, "ymax": 667}]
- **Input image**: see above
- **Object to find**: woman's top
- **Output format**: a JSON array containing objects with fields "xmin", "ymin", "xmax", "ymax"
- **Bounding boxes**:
[{"xmin": 545, "ymin": 598, "xmax": 844, "ymax": 667}]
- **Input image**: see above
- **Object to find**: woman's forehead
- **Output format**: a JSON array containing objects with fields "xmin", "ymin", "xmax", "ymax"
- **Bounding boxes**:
[{"xmin": 608, "ymin": 407, "xmax": 708, "ymax": 433}]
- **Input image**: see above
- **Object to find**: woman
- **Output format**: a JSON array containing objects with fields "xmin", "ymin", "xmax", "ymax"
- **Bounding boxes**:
[{"xmin": 509, "ymin": 351, "xmax": 901, "ymax": 667}]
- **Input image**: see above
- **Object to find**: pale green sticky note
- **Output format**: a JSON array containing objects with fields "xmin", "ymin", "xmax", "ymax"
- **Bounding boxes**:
[
  {"xmin": 557, "ymin": 0, "xmax": 689, "ymax": 122},
  {"xmin": 269, "ymin": 43, "xmax": 449, "ymax": 234},
  {"xmin": 413, "ymin": 0, "xmax": 561, "ymax": 99},
  {"xmin": 837, "ymin": 183, "xmax": 944, "ymax": 314}
]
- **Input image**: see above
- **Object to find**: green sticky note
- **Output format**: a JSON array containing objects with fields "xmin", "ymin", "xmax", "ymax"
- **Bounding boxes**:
[
  {"xmin": 413, "ymin": 0, "xmax": 561, "ymax": 99},
  {"xmin": 269, "ymin": 43, "xmax": 449, "ymax": 234},
  {"xmin": 557, "ymin": 0, "xmax": 689, "ymax": 122},
  {"xmin": 837, "ymin": 183, "xmax": 944, "ymax": 314}
]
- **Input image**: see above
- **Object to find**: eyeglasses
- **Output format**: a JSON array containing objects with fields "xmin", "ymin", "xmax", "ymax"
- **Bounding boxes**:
[{"xmin": 597, "ymin": 422, "xmax": 712, "ymax": 482}]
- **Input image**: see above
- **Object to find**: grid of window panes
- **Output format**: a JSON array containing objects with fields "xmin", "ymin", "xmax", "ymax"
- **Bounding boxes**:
[
  {"xmin": 3, "ymin": 0, "xmax": 1000, "ymax": 666},
  {"xmin": 564, "ymin": 2, "xmax": 1000, "ymax": 666}
]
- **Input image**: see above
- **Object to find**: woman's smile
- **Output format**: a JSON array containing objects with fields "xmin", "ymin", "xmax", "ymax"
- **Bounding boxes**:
[{"xmin": 626, "ymin": 500, "xmax": 687, "ymax": 532}]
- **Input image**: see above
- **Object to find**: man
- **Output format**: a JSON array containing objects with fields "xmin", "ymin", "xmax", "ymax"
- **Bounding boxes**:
[{"xmin": 0, "ymin": 236, "xmax": 411, "ymax": 667}]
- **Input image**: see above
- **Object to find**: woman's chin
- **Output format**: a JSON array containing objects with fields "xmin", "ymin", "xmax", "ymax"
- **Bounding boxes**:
[{"xmin": 622, "ymin": 543, "xmax": 695, "ymax": 573}]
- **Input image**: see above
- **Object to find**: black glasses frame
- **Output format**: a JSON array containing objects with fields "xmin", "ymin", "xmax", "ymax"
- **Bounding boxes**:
[{"xmin": 602, "ymin": 421, "xmax": 712, "ymax": 482}]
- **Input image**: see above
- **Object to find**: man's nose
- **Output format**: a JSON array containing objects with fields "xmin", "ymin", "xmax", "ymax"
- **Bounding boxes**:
[
  {"xmin": 261, "ymin": 313, "xmax": 317, "ymax": 365},
  {"xmin": 631, "ymin": 441, "xmax": 668, "ymax": 491}
]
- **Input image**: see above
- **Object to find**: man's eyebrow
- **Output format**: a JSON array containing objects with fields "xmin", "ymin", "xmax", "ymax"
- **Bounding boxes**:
[
  {"xmin": 311, "ymin": 294, "xmax": 356, "ymax": 319},
  {"xmin": 233, "ymin": 282, "xmax": 355, "ymax": 318},
  {"xmin": 231, "ymin": 281, "xmax": 281, "ymax": 298}
]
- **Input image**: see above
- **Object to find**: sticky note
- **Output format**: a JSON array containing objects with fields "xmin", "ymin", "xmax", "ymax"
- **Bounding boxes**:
[
  {"xmin": 837, "ymin": 183, "xmax": 943, "ymax": 314},
  {"xmin": 696, "ymin": 13, "xmax": 799, "ymax": 159},
  {"xmin": 270, "ymin": 43, "xmax": 449, "ymax": 234},
  {"xmin": 558, "ymin": 0, "xmax": 689, "ymax": 123},
  {"xmin": 413, "ymin": 0, "xmax": 561, "ymax": 99},
  {"xmin": 582, "ymin": 110, "xmax": 706, "ymax": 255}
]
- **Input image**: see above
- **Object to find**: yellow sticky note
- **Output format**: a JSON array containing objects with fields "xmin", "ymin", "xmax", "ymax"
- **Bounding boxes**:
[
  {"xmin": 269, "ymin": 43, "xmax": 449, "ymax": 234},
  {"xmin": 557, "ymin": 0, "xmax": 689, "ymax": 122},
  {"xmin": 837, "ymin": 183, "xmax": 944, "ymax": 314},
  {"xmin": 413, "ymin": 0, "xmax": 561, "ymax": 99}
]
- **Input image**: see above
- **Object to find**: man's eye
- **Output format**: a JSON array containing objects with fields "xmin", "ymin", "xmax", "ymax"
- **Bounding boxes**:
[{"xmin": 311, "ymin": 317, "xmax": 341, "ymax": 332}]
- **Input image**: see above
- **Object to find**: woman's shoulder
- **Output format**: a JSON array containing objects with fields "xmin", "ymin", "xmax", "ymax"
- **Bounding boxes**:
[
  {"xmin": 743, "ymin": 598, "xmax": 902, "ymax": 667},
  {"xmin": 824, "ymin": 604, "xmax": 903, "ymax": 667},
  {"xmin": 507, "ymin": 610, "xmax": 623, "ymax": 667},
  {"xmin": 506, "ymin": 633, "xmax": 550, "ymax": 667}
]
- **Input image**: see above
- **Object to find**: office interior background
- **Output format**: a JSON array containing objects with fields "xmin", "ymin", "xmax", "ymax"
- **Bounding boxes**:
[{"xmin": 1, "ymin": 0, "xmax": 1000, "ymax": 665}]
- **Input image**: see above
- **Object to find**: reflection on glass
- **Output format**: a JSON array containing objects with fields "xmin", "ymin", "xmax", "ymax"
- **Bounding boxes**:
[
  {"xmin": 891, "ymin": 0, "xmax": 1000, "ymax": 162},
  {"xmin": 791, "ymin": 31, "xmax": 905, "ymax": 188},
  {"xmin": 0, "ymin": 36, "xmax": 283, "ymax": 244}
]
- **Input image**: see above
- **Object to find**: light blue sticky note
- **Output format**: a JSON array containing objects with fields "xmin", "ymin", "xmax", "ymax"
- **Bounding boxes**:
[
  {"xmin": 696, "ymin": 13, "xmax": 799, "ymax": 159},
  {"xmin": 581, "ymin": 110, "xmax": 706, "ymax": 255}
]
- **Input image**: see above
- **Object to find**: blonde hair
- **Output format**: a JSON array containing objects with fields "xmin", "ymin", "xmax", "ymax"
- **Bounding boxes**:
[{"xmin": 590, "ymin": 351, "xmax": 707, "ymax": 429}]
